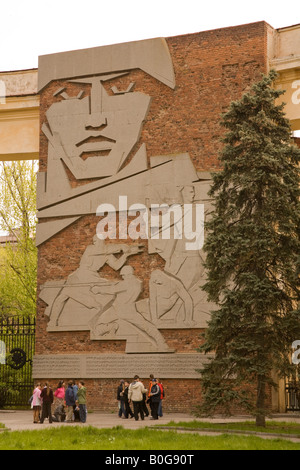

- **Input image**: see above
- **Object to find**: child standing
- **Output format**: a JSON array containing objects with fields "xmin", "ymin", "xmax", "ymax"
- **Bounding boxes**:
[
  {"xmin": 123, "ymin": 380, "xmax": 134, "ymax": 418},
  {"xmin": 54, "ymin": 380, "xmax": 65, "ymax": 408},
  {"xmin": 76, "ymin": 381, "xmax": 87, "ymax": 423},
  {"xmin": 65, "ymin": 381, "xmax": 76, "ymax": 422},
  {"xmin": 40, "ymin": 382, "xmax": 54, "ymax": 424},
  {"xmin": 32, "ymin": 383, "xmax": 42, "ymax": 423}
]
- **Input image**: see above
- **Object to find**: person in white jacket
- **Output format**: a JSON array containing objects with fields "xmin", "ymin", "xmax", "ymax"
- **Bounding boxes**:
[{"xmin": 128, "ymin": 375, "xmax": 148, "ymax": 421}]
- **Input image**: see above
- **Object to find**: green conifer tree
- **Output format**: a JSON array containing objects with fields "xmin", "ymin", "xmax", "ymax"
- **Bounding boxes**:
[{"xmin": 199, "ymin": 70, "xmax": 300, "ymax": 426}]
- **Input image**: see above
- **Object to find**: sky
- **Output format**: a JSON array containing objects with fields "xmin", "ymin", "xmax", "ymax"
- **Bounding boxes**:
[
  {"xmin": 0, "ymin": 1, "xmax": 299, "ymax": 237},
  {"xmin": 0, "ymin": 0, "xmax": 299, "ymax": 71}
]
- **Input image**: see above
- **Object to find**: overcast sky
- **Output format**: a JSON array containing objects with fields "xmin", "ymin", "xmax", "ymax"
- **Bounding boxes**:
[
  {"xmin": 0, "ymin": 0, "xmax": 299, "ymax": 71},
  {"xmin": 0, "ymin": 1, "xmax": 299, "ymax": 236}
]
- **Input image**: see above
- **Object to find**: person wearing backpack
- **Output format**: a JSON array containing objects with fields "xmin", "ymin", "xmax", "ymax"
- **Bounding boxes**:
[{"xmin": 65, "ymin": 381, "xmax": 75, "ymax": 422}]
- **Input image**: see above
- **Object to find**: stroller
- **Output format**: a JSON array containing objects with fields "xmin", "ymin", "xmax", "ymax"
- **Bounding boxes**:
[{"xmin": 52, "ymin": 404, "xmax": 66, "ymax": 422}]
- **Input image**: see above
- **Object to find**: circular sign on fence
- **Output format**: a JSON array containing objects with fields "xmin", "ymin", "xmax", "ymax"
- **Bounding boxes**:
[{"xmin": 9, "ymin": 348, "xmax": 27, "ymax": 370}]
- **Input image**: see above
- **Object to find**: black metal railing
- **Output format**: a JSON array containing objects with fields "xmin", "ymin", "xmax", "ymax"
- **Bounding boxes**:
[
  {"xmin": 285, "ymin": 382, "xmax": 300, "ymax": 412},
  {"xmin": 0, "ymin": 315, "xmax": 36, "ymax": 408}
]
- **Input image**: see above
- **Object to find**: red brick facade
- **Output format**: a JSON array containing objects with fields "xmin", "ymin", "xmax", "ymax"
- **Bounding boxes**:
[{"xmin": 36, "ymin": 22, "xmax": 270, "ymax": 413}]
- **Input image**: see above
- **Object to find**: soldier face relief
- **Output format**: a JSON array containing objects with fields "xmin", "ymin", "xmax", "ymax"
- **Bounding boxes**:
[{"xmin": 45, "ymin": 73, "xmax": 151, "ymax": 180}]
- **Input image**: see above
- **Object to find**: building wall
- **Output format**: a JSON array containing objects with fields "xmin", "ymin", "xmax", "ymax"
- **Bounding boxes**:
[
  {"xmin": 0, "ymin": 69, "xmax": 39, "ymax": 161},
  {"xmin": 34, "ymin": 22, "xmax": 270, "ymax": 413}
]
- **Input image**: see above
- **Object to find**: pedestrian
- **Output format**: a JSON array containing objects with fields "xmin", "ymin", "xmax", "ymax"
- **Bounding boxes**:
[
  {"xmin": 52, "ymin": 403, "xmax": 66, "ymax": 422},
  {"xmin": 157, "ymin": 378, "xmax": 164, "ymax": 417},
  {"xmin": 54, "ymin": 380, "xmax": 65, "ymax": 409},
  {"xmin": 76, "ymin": 380, "xmax": 87, "ymax": 423},
  {"xmin": 32, "ymin": 383, "xmax": 42, "ymax": 423},
  {"xmin": 119, "ymin": 381, "xmax": 127, "ymax": 419},
  {"xmin": 72, "ymin": 380, "xmax": 80, "ymax": 422},
  {"xmin": 117, "ymin": 379, "xmax": 125, "ymax": 417},
  {"xmin": 40, "ymin": 382, "xmax": 54, "ymax": 424},
  {"xmin": 122, "ymin": 380, "xmax": 134, "ymax": 419},
  {"xmin": 147, "ymin": 374, "xmax": 154, "ymax": 404},
  {"xmin": 72, "ymin": 380, "xmax": 78, "ymax": 402},
  {"xmin": 142, "ymin": 383, "xmax": 150, "ymax": 417},
  {"xmin": 128, "ymin": 375, "xmax": 148, "ymax": 421},
  {"xmin": 149, "ymin": 378, "xmax": 161, "ymax": 420},
  {"xmin": 148, "ymin": 374, "xmax": 154, "ymax": 397},
  {"xmin": 65, "ymin": 381, "xmax": 76, "ymax": 422}
]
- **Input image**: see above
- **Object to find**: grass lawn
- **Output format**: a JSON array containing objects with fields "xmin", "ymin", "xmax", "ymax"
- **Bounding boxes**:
[
  {"xmin": 0, "ymin": 425, "xmax": 299, "ymax": 450},
  {"xmin": 160, "ymin": 420, "xmax": 300, "ymax": 437}
]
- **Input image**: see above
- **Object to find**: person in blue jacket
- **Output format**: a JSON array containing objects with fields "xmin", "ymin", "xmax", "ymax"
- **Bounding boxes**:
[
  {"xmin": 149, "ymin": 378, "xmax": 161, "ymax": 420},
  {"xmin": 65, "ymin": 381, "xmax": 75, "ymax": 422}
]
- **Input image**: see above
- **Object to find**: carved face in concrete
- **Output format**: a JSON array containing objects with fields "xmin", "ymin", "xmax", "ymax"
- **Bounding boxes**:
[{"xmin": 46, "ymin": 73, "xmax": 151, "ymax": 179}]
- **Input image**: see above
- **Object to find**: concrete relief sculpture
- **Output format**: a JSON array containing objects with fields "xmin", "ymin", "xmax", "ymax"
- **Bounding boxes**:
[
  {"xmin": 43, "ymin": 237, "xmax": 143, "ymax": 330},
  {"xmin": 89, "ymin": 265, "xmax": 173, "ymax": 353},
  {"xmin": 37, "ymin": 38, "xmax": 214, "ymax": 353}
]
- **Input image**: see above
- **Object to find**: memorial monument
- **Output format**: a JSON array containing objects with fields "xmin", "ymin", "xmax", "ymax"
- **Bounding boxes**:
[{"xmin": 33, "ymin": 23, "xmax": 267, "ymax": 411}]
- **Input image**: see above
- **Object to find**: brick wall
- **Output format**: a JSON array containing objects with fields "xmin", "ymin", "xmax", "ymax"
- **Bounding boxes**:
[
  {"xmin": 36, "ymin": 378, "xmax": 203, "ymax": 414},
  {"xmin": 36, "ymin": 22, "xmax": 270, "ymax": 413}
]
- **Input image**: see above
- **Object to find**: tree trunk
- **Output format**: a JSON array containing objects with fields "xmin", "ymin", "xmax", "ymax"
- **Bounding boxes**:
[{"xmin": 256, "ymin": 375, "xmax": 266, "ymax": 427}]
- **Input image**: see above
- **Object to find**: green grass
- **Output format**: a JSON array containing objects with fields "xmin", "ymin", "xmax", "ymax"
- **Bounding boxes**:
[
  {"xmin": 0, "ymin": 425, "xmax": 299, "ymax": 450},
  {"xmin": 160, "ymin": 420, "xmax": 300, "ymax": 436}
]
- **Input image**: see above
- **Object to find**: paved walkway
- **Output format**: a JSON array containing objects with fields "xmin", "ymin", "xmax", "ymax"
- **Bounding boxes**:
[
  {"xmin": 0, "ymin": 410, "xmax": 219, "ymax": 432},
  {"xmin": 1, "ymin": 410, "xmax": 300, "ymax": 433}
]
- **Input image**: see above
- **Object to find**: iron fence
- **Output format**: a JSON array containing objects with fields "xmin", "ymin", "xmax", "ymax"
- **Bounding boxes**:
[
  {"xmin": 0, "ymin": 315, "xmax": 36, "ymax": 408},
  {"xmin": 285, "ymin": 381, "xmax": 300, "ymax": 412}
]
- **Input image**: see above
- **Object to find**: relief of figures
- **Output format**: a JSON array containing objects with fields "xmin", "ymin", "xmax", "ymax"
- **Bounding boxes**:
[{"xmin": 37, "ymin": 37, "xmax": 214, "ymax": 353}]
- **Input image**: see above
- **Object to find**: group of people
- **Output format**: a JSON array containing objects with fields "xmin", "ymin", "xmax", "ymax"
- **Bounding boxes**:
[
  {"xmin": 31, "ymin": 374, "xmax": 165, "ymax": 424},
  {"xmin": 31, "ymin": 380, "xmax": 87, "ymax": 424},
  {"xmin": 117, "ymin": 374, "xmax": 165, "ymax": 421}
]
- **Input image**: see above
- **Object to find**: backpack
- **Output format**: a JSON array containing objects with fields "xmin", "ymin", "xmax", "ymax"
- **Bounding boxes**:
[{"xmin": 158, "ymin": 382, "xmax": 165, "ymax": 398}]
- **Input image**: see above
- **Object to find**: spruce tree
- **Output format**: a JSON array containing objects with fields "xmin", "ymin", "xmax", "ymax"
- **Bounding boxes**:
[{"xmin": 199, "ymin": 70, "xmax": 300, "ymax": 426}]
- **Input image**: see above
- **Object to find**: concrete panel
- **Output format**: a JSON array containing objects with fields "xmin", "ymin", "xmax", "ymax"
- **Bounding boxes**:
[
  {"xmin": 38, "ymin": 38, "xmax": 175, "ymax": 91},
  {"xmin": 32, "ymin": 353, "xmax": 214, "ymax": 379}
]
